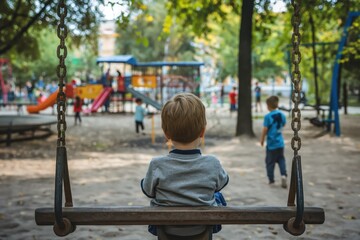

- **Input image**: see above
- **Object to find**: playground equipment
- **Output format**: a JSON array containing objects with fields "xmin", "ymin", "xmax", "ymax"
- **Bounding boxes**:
[
  {"xmin": 74, "ymin": 84, "xmax": 103, "ymax": 99},
  {"xmin": 35, "ymin": 0, "xmax": 324, "ymax": 238},
  {"xmin": 26, "ymin": 83, "xmax": 109, "ymax": 114},
  {"xmin": 26, "ymin": 84, "xmax": 74, "ymax": 114},
  {"xmin": 127, "ymin": 86, "xmax": 162, "ymax": 110},
  {"xmin": 89, "ymin": 86, "xmax": 113, "ymax": 113},
  {"xmin": 133, "ymin": 61, "xmax": 203, "ymax": 105},
  {"xmin": 327, "ymin": 11, "xmax": 360, "ymax": 136},
  {"xmin": 285, "ymin": 12, "xmax": 360, "ymax": 135},
  {"xmin": 26, "ymin": 90, "xmax": 60, "ymax": 113},
  {"xmin": 0, "ymin": 115, "xmax": 57, "ymax": 146},
  {"xmin": 96, "ymin": 55, "xmax": 203, "ymax": 112}
]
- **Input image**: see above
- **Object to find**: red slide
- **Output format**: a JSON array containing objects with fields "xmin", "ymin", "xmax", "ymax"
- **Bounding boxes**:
[{"xmin": 90, "ymin": 87, "xmax": 113, "ymax": 113}]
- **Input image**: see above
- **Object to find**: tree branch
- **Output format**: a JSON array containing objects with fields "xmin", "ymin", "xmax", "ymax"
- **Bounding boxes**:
[
  {"xmin": 0, "ymin": 0, "xmax": 22, "ymax": 31},
  {"xmin": 0, "ymin": 0, "xmax": 54, "ymax": 55}
]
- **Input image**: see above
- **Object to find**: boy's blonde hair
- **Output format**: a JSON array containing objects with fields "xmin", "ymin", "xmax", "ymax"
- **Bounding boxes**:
[
  {"xmin": 266, "ymin": 96, "xmax": 279, "ymax": 109},
  {"xmin": 161, "ymin": 93, "xmax": 206, "ymax": 143}
]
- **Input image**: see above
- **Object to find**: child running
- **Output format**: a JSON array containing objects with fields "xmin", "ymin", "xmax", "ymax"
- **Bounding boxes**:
[
  {"xmin": 141, "ymin": 92, "xmax": 229, "ymax": 237},
  {"xmin": 134, "ymin": 98, "xmax": 146, "ymax": 135},
  {"xmin": 73, "ymin": 96, "xmax": 83, "ymax": 125},
  {"xmin": 260, "ymin": 96, "xmax": 287, "ymax": 188}
]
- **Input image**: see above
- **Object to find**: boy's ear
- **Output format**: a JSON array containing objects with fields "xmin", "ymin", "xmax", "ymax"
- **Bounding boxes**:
[
  {"xmin": 199, "ymin": 128, "xmax": 206, "ymax": 138},
  {"xmin": 164, "ymin": 132, "xmax": 171, "ymax": 140}
]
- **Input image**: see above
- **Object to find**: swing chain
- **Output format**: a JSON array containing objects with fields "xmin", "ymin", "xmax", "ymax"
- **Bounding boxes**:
[
  {"xmin": 56, "ymin": 0, "xmax": 68, "ymax": 147},
  {"xmin": 290, "ymin": 0, "xmax": 302, "ymax": 155}
]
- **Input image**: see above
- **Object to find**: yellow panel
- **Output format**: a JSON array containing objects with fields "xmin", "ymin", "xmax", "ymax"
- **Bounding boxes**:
[
  {"xmin": 74, "ymin": 84, "xmax": 104, "ymax": 99},
  {"xmin": 132, "ymin": 75, "xmax": 157, "ymax": 88}
]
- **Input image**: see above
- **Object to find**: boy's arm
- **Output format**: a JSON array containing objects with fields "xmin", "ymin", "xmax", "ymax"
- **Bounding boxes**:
[
  {"xmin": 260, "ymin": 127, "xmax": 268, "ymax": 147},
  {"xmin": 216, "ymin": 165, "xmax": 229, "ymax": 192},
  {"xmin": 141, "ymin": 161, "xmax": 157, "ymax": 198}
]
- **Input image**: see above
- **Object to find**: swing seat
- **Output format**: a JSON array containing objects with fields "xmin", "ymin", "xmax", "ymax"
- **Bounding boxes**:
[
  {"xmin": 35, "ymin": 206, "xmax": 324, "ymax": 227},
  {"xmin": 309, "ymin": 117, "xmax": 326, "ymax": 127},
  {"xmin": 157, "ymin": 225, "xmax": 213, "ymax": 240}
]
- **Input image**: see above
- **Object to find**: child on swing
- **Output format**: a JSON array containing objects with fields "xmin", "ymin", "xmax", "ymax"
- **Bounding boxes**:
[{"xmin": 141, "ymin": 92, "xmax": 229, "ymax": 237}]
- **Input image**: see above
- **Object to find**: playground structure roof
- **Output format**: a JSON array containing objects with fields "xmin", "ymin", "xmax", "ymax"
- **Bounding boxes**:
[
  {"xmin": 135, "ymin": 61, "xmax": 204, "ymax": 67},
  {"xmin": 96, "ymin": 55, "xmax": 137, "ymax": 65},
  {"xmin": 96, "ymin": 55, "xmax": 204, "ymax": 67}
]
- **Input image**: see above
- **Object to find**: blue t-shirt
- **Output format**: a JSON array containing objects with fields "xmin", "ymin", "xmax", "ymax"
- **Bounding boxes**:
[
  {"xmin": 255, "ymin": 86, "xmax": 261, "ymax": 97},
  {"xmin": 135, "ymin": 105, "xmax": 146, "ymax": 121},
  {"xmin": 263, "ymin": 109, "xmax": 286, "ymax": 150}
]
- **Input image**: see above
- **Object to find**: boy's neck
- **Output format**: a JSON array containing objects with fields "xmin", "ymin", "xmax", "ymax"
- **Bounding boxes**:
[{"xmin": 172, "ymin": 138, "xmax": 201, "ymax": 150}]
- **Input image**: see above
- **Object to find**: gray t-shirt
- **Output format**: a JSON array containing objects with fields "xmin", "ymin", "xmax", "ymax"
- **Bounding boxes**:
[{"xmin": 141, "ymin": 149, "xmax": 229, "ymax": 207}]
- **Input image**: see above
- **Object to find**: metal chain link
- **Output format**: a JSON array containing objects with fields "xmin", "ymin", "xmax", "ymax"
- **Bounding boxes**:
[
  {"xmin": 56, "ymin": 0, "xmax": 68, "ymax": 147},
  {"xmin": 291, "ymin": 0, "xmax": 302, "ymax": 156}
]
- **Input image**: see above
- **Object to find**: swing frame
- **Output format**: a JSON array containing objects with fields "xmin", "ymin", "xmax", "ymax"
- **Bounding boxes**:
[{"xmin": 34, "ymin": 0, "xmax": 325, "ymax": 237}]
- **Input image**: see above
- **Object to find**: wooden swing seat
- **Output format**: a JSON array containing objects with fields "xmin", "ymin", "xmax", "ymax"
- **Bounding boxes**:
[{"xmin": 35, "ymin": 206, "xmax": 324, "ymax": 226}]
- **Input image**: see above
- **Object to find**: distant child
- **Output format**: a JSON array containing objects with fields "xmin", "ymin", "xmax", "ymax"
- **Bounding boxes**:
[
  {"xmin": 73, "ymin": 96, "xmax": 83, "ymax": 125},
  {"xmin": 134, "ymin": 98, "xmax": 146, "ymax": 134},
  {"xmin": 211, "ymin": 91, "xmax": 218, "ymax": 109},
  {"xmin": 260, "ymin": 96, "xmax": 287, "ymax": 188},
  {"xmin": 229, "ymin": 86, "xmax": 237, "ymax": 112},
  {"xmin": 141, "ymin": 93, "xmax": 229, "ymax": 237},
  {"xmin": 254, "ymin": 82, "xmax": 262, "ymax": 112}
]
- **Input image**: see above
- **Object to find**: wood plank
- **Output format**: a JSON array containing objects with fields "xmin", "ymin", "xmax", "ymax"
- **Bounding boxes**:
[{"xmin": 35, "ymin": 206, "xmax": 325, "ymax": 226}]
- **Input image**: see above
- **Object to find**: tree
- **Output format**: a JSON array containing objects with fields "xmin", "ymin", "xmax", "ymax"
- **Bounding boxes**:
[
  {"xmin": 342, "ymin": 17, "xmax": 360, "ymax": 103},
  {"xmin": 237, "ymin": 0, "xmax": 255, "ymax": 137},
  {"xmin": 166, "ymin": 0, "xmax": 278, "ymax": 137},
  {"xmin": 9, "ymin": 27, "xmax": 100, "ymax": 87},
  {"xmin": 115, "ymin": 0, "xmax": 196, "ymax": 62},
  {"xmin": 10, "ymin": 28, "xmax": 60, "ymax": 86},
  {"xmin": 1, "ymin": 0, "xmax": 146, "ymax": 84},
  {"xmin": 0, "ymin": 0, "xmax": 106, "ymax": 58},
  {"xmin": 290, "ymin": 0, "xmax": 360, "ymax": 106}
]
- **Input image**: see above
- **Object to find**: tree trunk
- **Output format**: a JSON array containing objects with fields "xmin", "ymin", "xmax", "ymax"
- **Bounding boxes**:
[
  {"xmin": 236, "ymin": 0, "xmax": 255, "ymax": 137},
  {"xmin": 309, "ymin": 14, "xmax": 320, "ymax": 116}
]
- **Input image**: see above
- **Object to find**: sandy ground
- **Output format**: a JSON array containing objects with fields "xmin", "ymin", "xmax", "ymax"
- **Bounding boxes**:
[{"xmin": 0, "ymin": 105, "xmax": 359, "ymax": 240}]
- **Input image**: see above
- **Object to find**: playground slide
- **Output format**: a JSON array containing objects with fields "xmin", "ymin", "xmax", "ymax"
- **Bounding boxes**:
[
  {"xmin": 127, "ymin": 87, "xmax": 162, "ymax": 110},
  {"xmin": 90, "ymin": 87, "xmax": 113, "ymax": 113},
  {"xmin": 27, "ymin": 90, "xmax": 59, "ymax": 114}
]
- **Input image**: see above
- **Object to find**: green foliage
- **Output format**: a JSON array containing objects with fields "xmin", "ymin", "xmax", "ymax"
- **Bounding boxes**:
[
  {"xmin": 115, "ymin": 0, "xmax": 196, "ymax": 62},
  {"xmin": 9, "ymin": 29, "xmax": 59, "ymax": 86},
  {"xmin": 294, "ymin": 1, "xmax": 360, "ymax": 104},
  {"xmin": 166, "ymin": 0, "xmax": 241, "ymax": 37},
  {"xmin": 10, "ymin": 28, "xmax": 100, "ymax": 87},
  {"xmin": 165, "ymin": 1, "xmax": 290, "ymax": 83},
  {"xmin": 342, "ymin": 18, "xmax": 360, "ymax": 87},
  {"xmin": 210, "ymin": 12, "xmax": 240, "ymax": 80},
  {"xmin": 0, "ymin": 0, "xmax": 103, "ymax": 57},
  {"xmin": 253, "ymin": 59, "xmax": 283, "ymax": 82},
  {"xmin": 1, "ymin": 0, "xmax": 115, "ymax": 86}
]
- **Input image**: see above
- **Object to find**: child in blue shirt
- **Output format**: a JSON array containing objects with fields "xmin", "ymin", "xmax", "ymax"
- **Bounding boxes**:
[
  {"xmin": 141, "ymin": 93, "xmax": 229, "ymax": 237},
  {"xmin": 260, "ymin": 96, "xmax": 287, "ymax": 188},
  {"xmin": 134, "ymin": 98, "xmax": 146, "ymax": 135}
]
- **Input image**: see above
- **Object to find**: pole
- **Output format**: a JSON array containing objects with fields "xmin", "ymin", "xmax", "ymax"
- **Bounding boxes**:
[{"xmin": 151, "ymin": 115, "xmax": 155, "ymax": 144}]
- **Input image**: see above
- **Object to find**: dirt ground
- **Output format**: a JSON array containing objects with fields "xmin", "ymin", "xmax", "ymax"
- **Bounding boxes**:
[{"xmin": 0, "ymin": 106, "xmax": 359, "ymax": 240}]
